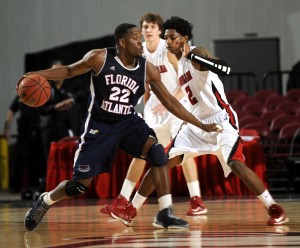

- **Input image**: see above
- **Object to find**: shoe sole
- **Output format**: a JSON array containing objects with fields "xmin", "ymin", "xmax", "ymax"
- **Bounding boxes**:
[
  {"xmin": 152, "ymin": 222, "xmax": 165, "ymax": 229},
  {"xmin": 267, "ymin": 216, "xmax": 290, "ymax": 226},
  {"xmin": 187, "ymin": 208, "xmax": 208, "ymax": 216},
  {"xmin": 24, "ymin": 208, "xmax": 36, "ymax": 231},
  {"xmin": 24, "ymin": 192, "xmax": 49, "ymax": 231},
  {"xmin": 106, "ymin": 206, "xmax": 118, "ymax": 219},
  {"xmin": 152, "ymin": 222, "xmax": 190, "ymax": 229},
  {"xmin": 110, "ymin": 212, "xmax": 133, "ymax": 227}
]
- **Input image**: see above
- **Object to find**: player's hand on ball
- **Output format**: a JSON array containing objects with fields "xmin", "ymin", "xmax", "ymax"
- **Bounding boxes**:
[
  {"xmin": 17, "ymin": 74, "xmax": 51, "ymax": 107},
  {"xmin": 215, "ymin": 124, "xmax": 223, "ymax": 132},
  {"xmin": 201, "ymin": 123, "xmax": 223, "ymax": 132},
  {"xmin": 16, "ymin": 75, "xmax": 28, "ymax": 93}
]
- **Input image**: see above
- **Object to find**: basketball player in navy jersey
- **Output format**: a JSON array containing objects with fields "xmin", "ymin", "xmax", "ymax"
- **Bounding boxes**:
[
  {"xmin": 22, "ymin": 23, "xmax": 222, "ymax": 231},
  {"xmin": 102, "ymin": 13, "xmax": 208, "ymax": 219}
]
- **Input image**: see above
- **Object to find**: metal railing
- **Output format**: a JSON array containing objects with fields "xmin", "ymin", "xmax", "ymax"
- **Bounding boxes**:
[
  {"xmin": 262, "ymin": 70, "xmax": 300, "ymax": 95},
  {"xmin": 220, "ymin": 70, "xmax": 300, "ymax": 95},
  {"xmin": 219, "ymin": 72, "xmax": 258, "ymax": 95}
]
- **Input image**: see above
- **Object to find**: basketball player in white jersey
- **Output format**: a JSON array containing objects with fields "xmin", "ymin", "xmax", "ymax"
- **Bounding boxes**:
[
  {"xmin": 102, "ymin": 13, "xmax": 207, "ymax": 217},
  {"xmin": 162, "ymin": 16, "xmax": 289, "ymax": 226}
]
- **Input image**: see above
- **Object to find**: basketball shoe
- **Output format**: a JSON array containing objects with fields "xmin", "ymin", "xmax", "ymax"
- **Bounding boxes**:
[
  {"xmin": 267, "ymin": 204, "xmax": 289, "ymax": 226},
  {"xmin": 110, "ymin": 203, "xmax": 137, "ymax": 226},
  {"xmin": 24, "ymin": 192, "xmax": 50, "ymax": 231},
  {"xmin": 104, "ymin": 194, "xmax": 129, "ymax": 217},
  {"xmin": 186, "ymin": 196, "xmax": 208, "ymax": 216},
  {"xmin": 153, "ymin": 207, "xmax": 190, "ymax": 229}
]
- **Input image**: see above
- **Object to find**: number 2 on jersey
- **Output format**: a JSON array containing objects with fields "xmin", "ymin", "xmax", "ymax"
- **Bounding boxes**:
[{"xmin": 184, "ymin": 85, "xmax": 198, "ymax": 105}]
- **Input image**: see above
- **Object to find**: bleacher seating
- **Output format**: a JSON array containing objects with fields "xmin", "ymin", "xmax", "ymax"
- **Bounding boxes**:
[
  {"xmin": 253, "ymin": 89, "xmax": 280, "ymax": 103},
  {"xmin": 225, "ymin": 70, "xmax": 300, "ymax": 192}
]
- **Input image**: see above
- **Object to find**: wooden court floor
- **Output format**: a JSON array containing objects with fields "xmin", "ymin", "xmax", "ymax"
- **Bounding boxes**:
[{"xmin": 0, "ymin": 196, "xmax": 299, "ymax": 248}]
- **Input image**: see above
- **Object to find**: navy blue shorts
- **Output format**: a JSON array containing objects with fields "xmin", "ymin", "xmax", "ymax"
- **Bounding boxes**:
[{"xmin": 72, "ymin": 114, "xmax": 156, "ymax": 179}]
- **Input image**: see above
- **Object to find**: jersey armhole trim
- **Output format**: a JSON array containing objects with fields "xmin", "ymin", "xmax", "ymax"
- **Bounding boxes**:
[{"xmin": 92, "ymin": 48, "xmax": 107, "ymax": 76}]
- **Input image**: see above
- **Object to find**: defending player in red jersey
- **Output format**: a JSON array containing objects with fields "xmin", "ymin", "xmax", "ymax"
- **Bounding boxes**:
[{"xmin": 162, "ymin": 16, "xmax": 289, "ymax": 226}]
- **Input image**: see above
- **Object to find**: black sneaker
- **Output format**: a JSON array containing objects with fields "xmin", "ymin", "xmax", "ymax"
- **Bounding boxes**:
[
  {"xmin": 24, "ymin": 192, "xmax": 50, "ymax": 231},
  {"xmin": 152, "ymin": 207, "xmax": 190, "ymax": 229}
]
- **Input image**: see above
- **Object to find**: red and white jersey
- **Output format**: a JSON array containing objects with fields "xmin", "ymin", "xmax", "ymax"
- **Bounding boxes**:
[
  {"xmin": 178, "ymin": 54, "xmax": 238, "ymax": 130},
  {"xmin": 167, "ymin": 53, "xmax": 244, "ymax": 177}
]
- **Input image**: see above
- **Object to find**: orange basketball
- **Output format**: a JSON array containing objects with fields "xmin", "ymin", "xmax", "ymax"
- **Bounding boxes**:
[{"xmin": 17, "ymin": 74, "xmax": 51, "ymax": 107}]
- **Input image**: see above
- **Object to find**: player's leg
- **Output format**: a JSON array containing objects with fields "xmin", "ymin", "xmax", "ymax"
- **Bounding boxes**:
[
  {"xmin": 168, "ymin": 112, "xmax": 208, "ymax": 215},
  {"xmin": 103, "ymin": 117, "xmax": 170, "ymax": 214},
  {"xmin": 219, "ymin": 131, "xmax": 289, "ymax": 226},
  {"xmin": 182, "ymin": 158, "xmax": 207, "ymax": 216},
  {"xmin": 24, "ymin": 177, "xmax": 92, "ymax": 231},
  {"xmin": 120, "ymin": 158, "xmax": 147, "ymax": 199},
  {"xmin": 103, "ymin": 158, "xmax": 146, "ymax": 214},
  {"xmin": 25, "ymin": 116, "xmax": 113, "ymax": 231},
  {"xmin": 229, "ymin": 160, "xmax": 289, "ymax": 225},
  {"xmin": 110, "ymin": 137, "xmax": 189, "ymax": 229}
]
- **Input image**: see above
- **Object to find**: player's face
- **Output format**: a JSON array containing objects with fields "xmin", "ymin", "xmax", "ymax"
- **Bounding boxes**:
[
  {"xmin": 164, "ymin": 29, "xmax": 185, "ymax": 55},
  {"xmin": 141, "ymin": 21, "xmax": 161, "ymax": 43},
  {"xmin": 124, "ymin": 27, "xmax": 143, "ymax": 57}
]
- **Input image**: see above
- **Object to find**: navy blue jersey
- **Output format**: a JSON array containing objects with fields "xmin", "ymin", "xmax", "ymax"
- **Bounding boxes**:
[
  {"xmin": 72, "ymin": 49, "xmax": 157, "ymax": 179},
  {"xmin": 90, "ymin": 47, "xmax": 146, "ymax": 122}
]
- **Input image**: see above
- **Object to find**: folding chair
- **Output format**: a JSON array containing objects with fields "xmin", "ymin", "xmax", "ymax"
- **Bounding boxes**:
[
  {"xmin": 226, "ymin": 90, "xmax": 248, "ymax": 105},
  {"xmin": 265, "ymin": 123, "xmax": 300, "ymax": 191}
]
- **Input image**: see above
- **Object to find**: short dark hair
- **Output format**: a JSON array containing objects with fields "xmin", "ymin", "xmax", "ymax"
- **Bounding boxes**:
[
  {"xmin": 163, "ymin": 16, "xmax": 193, "ymax": 40},
  {"xmin": 114, "ymin": 23, "xmax": 137, "ymax": 44},
  {"xmin": 140, "ymin": 12, "xmax": 164, "ymax": 31}
]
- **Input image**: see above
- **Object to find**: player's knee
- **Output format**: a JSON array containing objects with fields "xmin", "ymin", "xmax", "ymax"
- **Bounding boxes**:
[
  {"xmin": 229, "ymin": 160, "xmax": 246, "ymax": 176},
  {"xmin": 147, "ymin": 143, "xmax": 167, "ymax": 167},
  {"xmin": 65, "ymin": 180, "xmax": 87, "ymax": 197}
]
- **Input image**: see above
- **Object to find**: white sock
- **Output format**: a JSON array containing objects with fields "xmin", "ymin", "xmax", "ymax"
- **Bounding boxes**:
[
  {"xmin": 43, "ymin": 192, "xmax": 56, "ymax": 206},
  {"xmin": 131, "ymin": 193, "xmax": 147, "ymax": 210},
  {"xmin": 120, "ymin": 179, "xmax": 136, "ymax": 201},
  {"xmin": 158, "ymin": 194, "xmax": 172, "ymax": 211},
  {"xmin": 187, "ymin": 181, "xmax": 201, "ymax": 197},
  {"xmin": 257, "ymin": 189, "xmax": 276, "ymax": 209}
]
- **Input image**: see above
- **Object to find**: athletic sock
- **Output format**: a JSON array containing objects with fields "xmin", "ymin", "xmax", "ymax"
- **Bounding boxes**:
[
  {"xmin": 158, "ymin": 194, "xmax": 172, "ymax": 211},
  {"xmin": 43, "ymin": 192, "xmax": 56, "ymax": 206},
  {"xmin": 120, "ymin": 179, "xmax": 136, "ymax": 201},
  {"xmin": 257, "ymin": 189, "xmax": 276, "ymax": 209},
  {"xmin": 187, "ymin": 180, "xmax": 201, "ymax": 198},
  {"xmin": 131, "ymin": 193, "xmax": 147, "ymax": 210}
]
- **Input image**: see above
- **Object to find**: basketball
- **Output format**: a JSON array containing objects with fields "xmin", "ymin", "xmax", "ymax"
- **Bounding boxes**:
[{"xmin": 17, "ymin": 74, "xmax": 51, "ymax": 107}]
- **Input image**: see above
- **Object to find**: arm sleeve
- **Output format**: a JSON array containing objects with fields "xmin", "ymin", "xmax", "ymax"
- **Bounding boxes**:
[{"xmin": 186, "ymin": 52, "xmax": 231, "ymax": 75}]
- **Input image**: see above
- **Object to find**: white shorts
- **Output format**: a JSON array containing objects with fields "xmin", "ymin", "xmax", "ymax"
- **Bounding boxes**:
[
  {"xmin": 168, "ymin": 109, "xmax": 245, "ymax": 177},
  {"xmin": 144, "ymin": 94, "xmax": 191, "ymax": 147}
]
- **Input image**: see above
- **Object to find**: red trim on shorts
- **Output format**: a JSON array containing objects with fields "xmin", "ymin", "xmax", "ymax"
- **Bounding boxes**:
[{"xmin": 228, "ymin": 137, "xmax": 245, "ymax": 164}]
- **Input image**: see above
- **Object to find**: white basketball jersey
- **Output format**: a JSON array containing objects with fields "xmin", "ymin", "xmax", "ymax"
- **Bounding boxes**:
[
  {"xmin": 169, "ymin": 53, "xmax": 242, "ymax": 177},
  {"xmin": 142, "ymin": 39, "xmax": 179, "ymax": 94},
  {"xmin": 178, "ymin": 55, "xmax": 236, "ymax": 121},
  {"xmin": 142, "ymin": 39, "xmax": 187, "ymax": 146}
]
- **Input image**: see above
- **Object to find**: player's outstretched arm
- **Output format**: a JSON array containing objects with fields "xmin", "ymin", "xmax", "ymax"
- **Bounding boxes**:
[
  {"xmin": 146, "ymin": 62, "xmax": 222, "ymax": 133},
  {"xmin": 186, "ymin": 46, "xmax": 231, "ymax": 75},
  {"xmin": 19, "ymin": 49, "xmax": 106, "ymax": 84}
]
